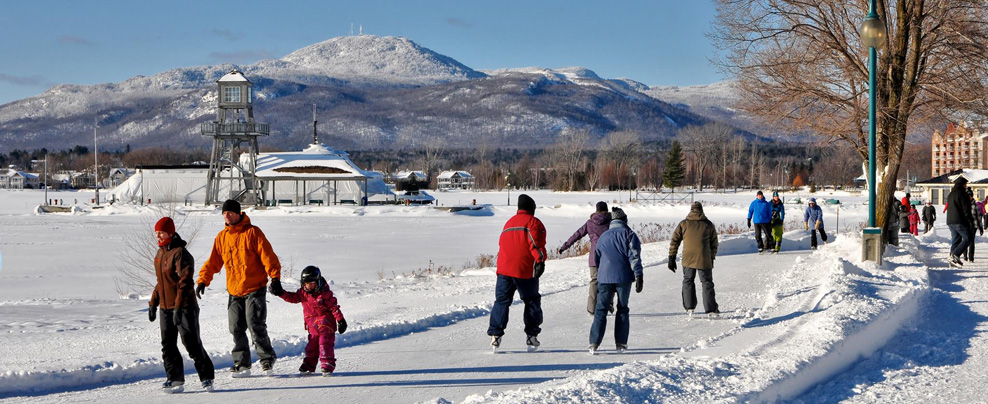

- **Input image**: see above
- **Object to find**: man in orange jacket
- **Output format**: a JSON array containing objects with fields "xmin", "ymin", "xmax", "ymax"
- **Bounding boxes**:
[
  {"xmin": 487, "ymin": 194, "xmax": 547, "ymax": 353},
  {"xmin": 197, "ymin": 199, "xmax": 282, "ymax": 376}
]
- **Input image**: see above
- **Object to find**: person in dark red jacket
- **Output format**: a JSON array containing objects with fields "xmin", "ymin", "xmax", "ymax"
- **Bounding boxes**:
[
  {"xmin": 487, "ymin": 194, "xmax": 547, "ymax": 352},
  {"xmin": 270, "ymin": 266, "xmax": 347, "ymax": 376}
]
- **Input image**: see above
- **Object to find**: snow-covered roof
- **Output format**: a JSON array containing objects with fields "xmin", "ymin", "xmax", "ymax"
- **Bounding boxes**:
[
  {"xmin": 4, "ymin": 170, "xmax": 38, "ymax": 179},
  {"xmin": 253, "ymin": 143, "xmax": 367, "ymax": 180},
  {"xmin": 951, "ymin": 169, "xmax": 988, "ymax": 184},
  {"xmin": 218, "ymin": 69, "xmax": 251, "ymax": 83},
  {"xmin": 438, "ymin": 170, "xmax": 473, "ymax": 179},
  {"xmin": 396, "ymin": 170, "xmax": 427, "ymax": 180}
]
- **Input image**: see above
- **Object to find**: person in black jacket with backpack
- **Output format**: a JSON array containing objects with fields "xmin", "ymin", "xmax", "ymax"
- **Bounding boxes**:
[
  {"xmin": 922, "ymin": 201, "xmax": 937, "ymax": 233},
  {"xmin": 946, "ymin": 177, "xmax": 974, "ymax": 267}
]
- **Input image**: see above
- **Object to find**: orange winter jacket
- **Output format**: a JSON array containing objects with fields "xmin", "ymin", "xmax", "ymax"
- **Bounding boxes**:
[{"xmin": 197, "ymin": 214, "xmax": 281, "ymax": 297}]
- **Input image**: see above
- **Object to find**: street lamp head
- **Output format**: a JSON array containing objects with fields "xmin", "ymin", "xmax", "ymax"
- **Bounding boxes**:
[{"xmin": 860, "ymin": 13, "xmax": 887, "ymax": 50}]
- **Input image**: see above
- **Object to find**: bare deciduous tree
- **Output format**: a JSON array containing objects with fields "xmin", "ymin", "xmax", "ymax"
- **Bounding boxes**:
[
  {"xmin": 713, "ymin": 0, "xmax": 988, "ymax": 230},
  {"xmin": 679, "ymin": 123, "xmax": 735, "ymax": 190}
]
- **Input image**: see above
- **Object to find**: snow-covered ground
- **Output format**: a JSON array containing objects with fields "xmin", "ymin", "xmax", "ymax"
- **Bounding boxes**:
[{"xmin": 1, "ymin": 188, "xmax": 982, "ymax": 403}]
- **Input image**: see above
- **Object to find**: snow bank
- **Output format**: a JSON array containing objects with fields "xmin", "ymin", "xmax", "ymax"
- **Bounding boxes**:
[{"xmin": 458, "ymin": 234, "xmax": 930, "ymax": 403}]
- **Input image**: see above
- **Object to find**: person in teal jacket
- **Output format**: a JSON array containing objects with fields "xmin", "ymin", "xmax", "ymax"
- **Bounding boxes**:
[{"xmin": 769, "ymin": 191, "xmax": 785, "ymax": 253}]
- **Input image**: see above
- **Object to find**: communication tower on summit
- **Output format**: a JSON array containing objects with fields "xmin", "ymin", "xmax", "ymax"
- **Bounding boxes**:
[{"xmin": 201, "ymin": 69, "xmax": 268, "ymax": 206}]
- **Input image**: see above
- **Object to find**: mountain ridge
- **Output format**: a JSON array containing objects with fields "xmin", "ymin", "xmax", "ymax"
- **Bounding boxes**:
[{"xmin": 0, "ymin": 35, "xmax": 743, "ymax": 152}]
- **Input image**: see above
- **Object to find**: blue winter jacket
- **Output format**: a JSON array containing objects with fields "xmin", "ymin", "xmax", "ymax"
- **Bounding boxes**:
[
  {"xmin": 804, "ymin": 205, "xmax": 823, "ymax": 225},
  {"xmin": 748, "ymin": 198, "xmax": 773, "ymax": 224},
  {"xmin": 594, "ymin": 220, "xmax": 643, "ymax": 285},
  {"xmin": 771, "ymin": 200, "xmax": 785, "ymax": 224}
]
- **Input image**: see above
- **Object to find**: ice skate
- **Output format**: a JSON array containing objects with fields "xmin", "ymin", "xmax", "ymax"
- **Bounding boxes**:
[
  {"xmin": 589, "ymin": 344, "xmax": 598, "ymax": 355},
  {"xmin": 161, "ymin": 380, "xmax": 184, "ymax": 394},
  {"xmin": 526, "ymin": 335, "xmax": 540, "ymax": 352},
  {"xmin": 616, "ymin": 344, "xmax": 627, "ymax": 353},
  {"xmin": 490, "ymin": 335, "xmax": 501, "ymax": 353},
  {"xmin": 201, "ymin": 379, "xmax": 214, "ymax": 392}
]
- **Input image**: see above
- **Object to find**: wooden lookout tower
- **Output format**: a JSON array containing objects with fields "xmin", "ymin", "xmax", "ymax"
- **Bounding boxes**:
[{"xmin": 201, "ymin": 69, "xmax": 269, "ymax": 206}]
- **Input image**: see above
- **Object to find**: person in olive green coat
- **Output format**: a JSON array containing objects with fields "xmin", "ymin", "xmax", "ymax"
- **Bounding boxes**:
[{"xmin": 668, "ymin": 202, "xmax": 720, "ymax": 315}]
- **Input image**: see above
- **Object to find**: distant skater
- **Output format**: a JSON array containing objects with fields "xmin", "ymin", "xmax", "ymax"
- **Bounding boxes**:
[{"xmin": 747, "ymin": 191, "xmax": 773, "ymax": 254}]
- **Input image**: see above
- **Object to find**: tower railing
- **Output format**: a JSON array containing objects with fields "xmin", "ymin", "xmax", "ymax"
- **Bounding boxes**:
[{"xmin": 200, "ymin": 122, "xmax": 270, "ymax": 135}]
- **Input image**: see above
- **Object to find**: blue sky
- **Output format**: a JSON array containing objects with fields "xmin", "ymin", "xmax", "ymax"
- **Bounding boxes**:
[{"xmin": 0, "ymin": 0, "xmax": 723, "ymax": 105}]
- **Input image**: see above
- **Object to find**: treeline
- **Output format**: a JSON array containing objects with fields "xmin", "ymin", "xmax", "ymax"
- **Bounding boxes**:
[{"xmin": 0, "ymin": 124, "xmax": 930, "ymax": 191}]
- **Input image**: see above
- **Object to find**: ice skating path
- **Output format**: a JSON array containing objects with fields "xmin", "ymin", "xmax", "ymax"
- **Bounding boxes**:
[
  {"xmin": 2, "ymin": 244, "xmax": 803, "ymax": 404},
  {"xmin": 795, "ymin": 226, "xmax": 988, "ymax": 403}
]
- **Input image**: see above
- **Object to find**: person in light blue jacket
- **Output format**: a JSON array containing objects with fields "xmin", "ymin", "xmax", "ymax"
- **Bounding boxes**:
[
  {"xmin": 589, "ymin": 207, "xmax": 643, "ymax": 354},
  {"xmin": 803, "ymin": 198, "xmax": 827, "ymax": 250},
  {"xmin": 747, "ymin": 191, "xmax": 774, "ymax": 253}
]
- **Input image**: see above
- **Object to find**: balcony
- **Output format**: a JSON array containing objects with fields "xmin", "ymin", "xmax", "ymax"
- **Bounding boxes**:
[{"xmin": 200, "ymin": 122, "xmax": 270, "ymax": 136}]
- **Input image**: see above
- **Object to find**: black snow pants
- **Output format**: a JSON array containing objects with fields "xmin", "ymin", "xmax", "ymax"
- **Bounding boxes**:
[
  {"xmin": 160, "ymin": 306, "xmax": 215, "ymax": 382},
  {"xmin": 228, "ymin": 288, "xmax": 276, "ymax": 369},
  {"xmin": 754, "ymin": 223, "xmax": 774, "ymax": 250}
]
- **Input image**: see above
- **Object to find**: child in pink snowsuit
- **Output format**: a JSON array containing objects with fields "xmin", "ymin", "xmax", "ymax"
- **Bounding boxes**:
[
  {"xmin": 908, "ymin": 205, "xmax": 921, "ymax": 235},
  {"xmin": 272, "ymin": 266, "xmax": 347, "ymax": 375}
]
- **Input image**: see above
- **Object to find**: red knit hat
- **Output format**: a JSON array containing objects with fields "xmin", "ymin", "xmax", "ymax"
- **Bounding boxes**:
[{"xmin": 154, "ymin": 217, "xmax": 175, "ymax": 234}]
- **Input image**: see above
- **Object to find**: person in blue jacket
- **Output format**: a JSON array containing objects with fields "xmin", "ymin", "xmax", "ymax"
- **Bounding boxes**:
[
  {"xmin": 803, "ymin": 198, "xmax": 827, "ymax": 250},
  {"xmin": 769, "ymin": 191, "xmax": 786, "ymax": 253},
  {"xmin": 747, "ymin": 190, "xmax": 774, "ymax": 253},
  {"xmin": 589, "ymin": 207, "xmax": 643, "ymax": 355}
]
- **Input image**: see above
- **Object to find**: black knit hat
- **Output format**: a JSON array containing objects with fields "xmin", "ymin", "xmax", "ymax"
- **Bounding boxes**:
[
  {"xmin": 596, "ymin": 201, "xmax": 608, "ymax": 213},
  {"xmin": 518, "ymin": 194, "xmax": 536, "ymax": 213},
  {"xmin": 222, "ymin": 199, "xmax": 241, "ymax": 214}
]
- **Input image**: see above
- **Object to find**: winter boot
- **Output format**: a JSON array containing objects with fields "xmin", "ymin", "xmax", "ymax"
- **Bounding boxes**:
[
  {"xmin": 526, "ymin": 335, "xmax": 540, "ymax": 352},
  {"xmin": 161, "ymin": 380, "xmax": 184, "ymax": 394},
  {"xmin": 201, "ymin": 379, "xmax": 214, "ymax": 392}
]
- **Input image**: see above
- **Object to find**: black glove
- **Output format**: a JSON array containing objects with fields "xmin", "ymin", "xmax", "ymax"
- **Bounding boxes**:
[
  {"xmin": 149, "ymin": 306, "xmax": 157, "ymax": 322},
  {"xmin": 337, "ymin": 318, "xmax": 348, "ymax": 334},
  {"xmin": 747, "ymin": 218, "xmax": 751, "ymax": 228},
  {"xmin": 635, "ymin": 274, "xmax": 643, "ymax": 293},
  {"xmin": 668, "ymin": 256, "xmax": 677, "ymax": 273},
  {"xmin": 172, "ymin": 309, "xmax": 182, "ymax": 327},
  {"xmin": 195, "ymin": 283, "xmax": 206, "ymax": 299},
  {"xmin": 269, "ymin": 278, "xmax": 284, "ymax": 296},
  {"xmin": 534, "ymin": 261, "xmax": 546, "ymax": 278}
]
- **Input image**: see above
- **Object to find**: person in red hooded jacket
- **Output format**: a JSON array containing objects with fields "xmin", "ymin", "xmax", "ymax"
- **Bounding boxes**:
[{"xmin": 487, "ymin": 194, "xmax": 547, "ymax": 352}]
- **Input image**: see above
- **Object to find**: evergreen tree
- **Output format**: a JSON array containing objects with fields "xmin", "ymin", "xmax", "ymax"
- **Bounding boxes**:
[{"xmin": 663, "ymin": 141, "xmax": 686, "ymax": 191}]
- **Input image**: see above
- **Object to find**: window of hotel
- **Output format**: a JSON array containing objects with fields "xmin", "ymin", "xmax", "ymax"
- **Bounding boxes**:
[{"xmin": 223, "ymin": 87, "xmax": 241, "ymax": 103}]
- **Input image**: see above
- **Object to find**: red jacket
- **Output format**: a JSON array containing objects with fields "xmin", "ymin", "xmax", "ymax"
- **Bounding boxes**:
[
  {"xmin": 496, "ymin": 210, "xmax": 547, "ymax": 279},
  {"xmin": 277, "ymin": 281, "xmax": 345, "ymax": 334}
]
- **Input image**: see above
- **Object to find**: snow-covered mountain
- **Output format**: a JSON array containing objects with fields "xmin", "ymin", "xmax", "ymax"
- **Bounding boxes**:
[{"xmin": 0, "ymin": 35, "xmax": 726, "ymax": 152}]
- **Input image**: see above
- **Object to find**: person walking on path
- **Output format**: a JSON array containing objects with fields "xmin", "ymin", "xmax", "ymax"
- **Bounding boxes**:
[
  {"xmin": 669, "ymin": 202, "xmax": 720, "ymax": 318},
  {"xmin": 558, "ymin": 201, "xmax": 612, "ymax": 315},
  {"xmin": 908, "ymin": 205, "xmax": 921, "ymax": 236},
  {"xmin": 149, "ymin": 217, "xmax": 215, "ymax": 393},
  {"xmin": 769, "ymin": 192, "xmax": 786, "ymax": 253},
  {"xmin": 270, "ymin": 266, "xmax": 348, "ymax": 376},
  {"xmin": 588, "ymin": 207, "xmax": 643, "ymax": 355},
  {"xmin": 487, "ymin": 194, "xmax": 547, "ymax": 353},
  {"xmin": 196, "ymin": 199, "xmax": 283, "ymax": 376},
  {"xmin": 898, "ymin": 204, "xmax": 912, "ymax": 234},
  {"xmin": 803, "ymin": 198, "xmax": 828, "ymax": 250},
  {"xmin": 747, "ymin": 191, "xmax": 773, "ymax": 254},
  {"xmin": 922, "ymin": 201, "xmax": 937, "ymax": 233},
  {"xmin": 965, "ymin": 188, "xmax": 983, "ymax": 262},
  {"xmin": 946, "ymin": 177, "xmax": 974, "ymax": 267}
]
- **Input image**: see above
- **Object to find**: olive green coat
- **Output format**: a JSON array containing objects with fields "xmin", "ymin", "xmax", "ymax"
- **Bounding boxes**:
[{"xmin": 669, "ymin": 208, "xmax": 719, "ymax": 270}]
